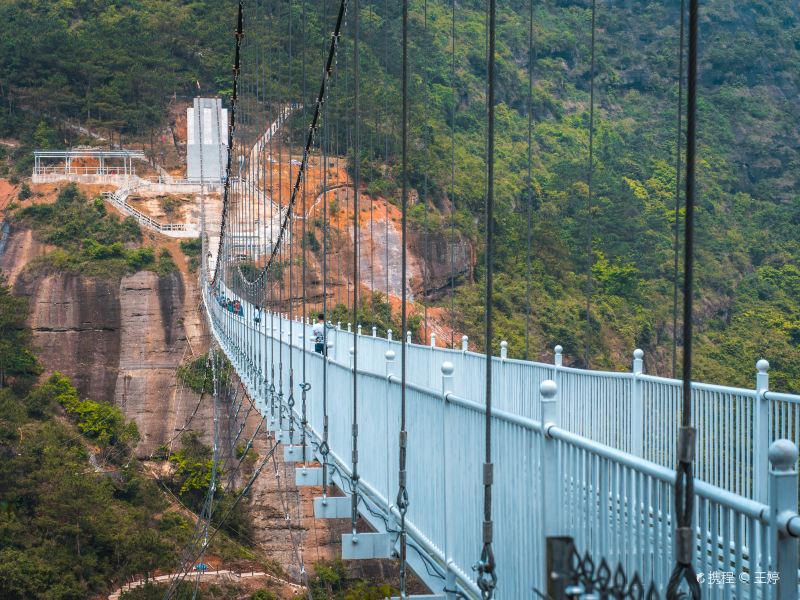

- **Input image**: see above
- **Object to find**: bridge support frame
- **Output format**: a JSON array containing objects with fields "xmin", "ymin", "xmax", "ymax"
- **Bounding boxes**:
[
  {"xmin": 314, "ymin": 496, "xmax": 351, "ymax": 519},
  {"xmin": 295, "ymin": 466, "xmax": 323, "ymax": 486},
  {"xmin": 341, "ymin": 532, "xmax": 393, "ymax": 560}
]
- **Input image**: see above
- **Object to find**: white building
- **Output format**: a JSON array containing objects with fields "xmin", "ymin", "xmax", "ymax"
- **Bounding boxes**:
[{"xmin": 187, "ymin": 98, "xmax": 229, "ymax": 183}]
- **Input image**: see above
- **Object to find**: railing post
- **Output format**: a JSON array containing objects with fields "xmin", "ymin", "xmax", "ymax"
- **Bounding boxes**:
[
  {"xmin": 349, "ymin": 347, "xmax": 354, "ymax": 370},
  {"xmin": 631, "ymin": 349, "xmax": 644, "ymax": 457},
  {"xmin": 387, "ymin": 328, "xmax": 393, "ymax": 341},
  {"xmin": 460, "ymin": 335, "xmax": 469, "ymax": 398},
  {"xmin": 441, "ymin": 361, "xmax": 457, "ymax": 598},
  {"xmin": 768, "ymin": 439, "xmax": 798, "ymax": 600},
  {"xmin": 372, "ymin": 325, "xmax": 377, "ymax": 338},
  {"xmin": 347, "ymin": 322, "xmax": 352, "ymax": 333},
  {"xmin": 430, "ymin": 332, "xmax": 437, "ymax": 388},
  {"xmin": 551, "ymin": 345, "xmax": 562, "ymax": 422},
  {"xmin": 357, "ymin": 323, "xmax": 362, "ymax": 336},
  {"xmin": 407, "ymin": 330, "xmax": 412, "ymax": 345},
  {"xmin": 755, "ymin": 359, "xmax": 770, "ymax": 503},
  {"xmin": 540, "ymin": 379, "xmax": 561, "ymax": 587},
  {"xmin": 500, "ymin": 340, "xmax": 508, "ymax": 412}
]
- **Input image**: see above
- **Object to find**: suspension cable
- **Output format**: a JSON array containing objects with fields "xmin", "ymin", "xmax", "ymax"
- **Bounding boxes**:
[
  {"xmin": 397, "ymin": 0, "xmax": 410, "ymax": 592},
  {"xmin": 300, "ymin": 0, "xmax": 309, "ymax": 465},
  {"xmin": 667, "ymin": 0, "xmax": 701, "ymax": 597},
  {"xmin": 320, "ymin": 0, "xmax": 332, "ymax": 498},
  {"xmin": 287, "ymin": 0, "xmax": 296, "ymax": 448},
  {"xmin": 210, "ymin": 1, "xmax": 244, "ymax": 287},
  {"xmin": 671, "ymin": 0, "xmax": 686, "ymax": 379},
  {"xmin": 475, "ymin": 0, "xmax": 497, "ymax": 597},
  {"xmin": 227, "ymin": 0, "xmax": 348, "ymax": 295},
  {"xmin": 524, "ymin": 0, "xmax": 535, "ymax": 361},
  {"xmin": 584, "ymin": 0, "xmax": 597, "ymax": 369},
  {"xmin": 350, "ymin": 0, "xmax": 362, "ymax": 537},
  {"xmin": 384, "ymin": 0, "xmax": 390, "ymax": 301},
  {"xmin": 449, "ymin": 0, "xmax": 456, "ymax": 348}
]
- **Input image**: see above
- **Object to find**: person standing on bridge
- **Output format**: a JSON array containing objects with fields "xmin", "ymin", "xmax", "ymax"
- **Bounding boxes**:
[{"xmin": 311, "ymin": 313, "xmax": 329, "ymax": 355}]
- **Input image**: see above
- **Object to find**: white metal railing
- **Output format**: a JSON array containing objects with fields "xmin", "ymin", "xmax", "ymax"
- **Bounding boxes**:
[
  {"xmin": 33, "ymin": 166, "xmax": 133, "ymax": 175},
  {"xmin": 202, "ymin": 285, "xmax": 800, "ymax": 599},
  {"xmin": 101, "ymin": 189, "xmax": 194, "ymax": 235},
  {"xmin": 212, "ymin": 280, "xmax": 800, "ymax": 505}
]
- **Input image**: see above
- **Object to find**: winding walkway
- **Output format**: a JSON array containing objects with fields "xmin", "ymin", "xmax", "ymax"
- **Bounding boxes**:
[{"xmin": 107, "ymin": 569, "xmax": 304, "ymax": 599}]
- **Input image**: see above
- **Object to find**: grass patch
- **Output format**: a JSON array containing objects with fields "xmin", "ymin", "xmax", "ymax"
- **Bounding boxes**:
[{"xmin": 180, "ymin": 237, "xmax": 202, "ymax": 273}]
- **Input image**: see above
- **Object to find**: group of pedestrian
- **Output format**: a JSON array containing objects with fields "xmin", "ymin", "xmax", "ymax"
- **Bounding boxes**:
[{"xmin": 216, "ymin": 292, "xmax": 244, "ymax": 317}]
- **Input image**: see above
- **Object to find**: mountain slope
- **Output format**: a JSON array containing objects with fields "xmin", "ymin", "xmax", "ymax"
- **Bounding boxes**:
[{"xmin": 1, "ymin": 0, "xmax": 799, "ymax": 389}]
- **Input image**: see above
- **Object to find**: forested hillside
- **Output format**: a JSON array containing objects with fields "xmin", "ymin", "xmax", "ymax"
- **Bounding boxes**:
[{"xmin": 1, "ymin": 0, "xmax": 799, "ymax": 389}]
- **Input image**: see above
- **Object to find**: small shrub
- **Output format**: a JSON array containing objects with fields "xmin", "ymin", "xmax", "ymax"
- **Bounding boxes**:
[
  {"xmin": 17, "ymin": 182, "xmax": 32, "ymax": 200},
  {"xmin": 156, "ymin": 248, "xmax": 177, "ymax": 275}
]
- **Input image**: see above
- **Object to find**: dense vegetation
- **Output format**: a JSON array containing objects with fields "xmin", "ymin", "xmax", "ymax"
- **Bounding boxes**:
[
  {"xmin": 180, "ymin": 237, "xmax": 203, "ymax": 273},
  {"xmin": 277, "ymin": 0, "xmax": 800, "ymax": 389},
  {"xmin": 0, "ymin": 277, "xmax": 259, "ymax": 599},
  {"xmin": 0, "ymin": 274, "xmax": 40, "ymax": 389},
  {"xmin": 1, "ymin": 1, "xmax": 799, "ymax": 389},
  {"xmin": 0, "ymin": 279, "xmax": 183, "ymax": 599},
  {"xmin": 177, "ymin": 352, "xmax": 233, "ymax": 395},
  {"xmin": 13, "ymin": 184, "xmax": 177, "ymax": 279},
  {"xmin": 297, "ymin": 560, "xmax": 397, "ymax": 600}
]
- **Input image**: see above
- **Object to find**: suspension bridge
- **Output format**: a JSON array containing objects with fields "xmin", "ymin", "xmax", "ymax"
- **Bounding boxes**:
[{"xmin": 161, "ymin": 0, "xmax": 800, "ymax": 598}]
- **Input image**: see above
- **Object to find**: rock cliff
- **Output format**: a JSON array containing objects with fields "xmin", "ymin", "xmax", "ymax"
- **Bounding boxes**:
[{"xmin": 0, "ymin": 225, "xmax": 216, "ymax": 456}]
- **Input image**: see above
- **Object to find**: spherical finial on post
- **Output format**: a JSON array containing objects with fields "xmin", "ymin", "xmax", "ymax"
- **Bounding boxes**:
[
  {"xmin": 347, "ymin": 322, "xmax": 352, "ymax": 333},
  {"xmin": 757, "ymin": 359, "xmax": 770, "ymax": 374},
  {"xmin": 431, "ymin": 332, "xmax": 437, "ymax": 348},
  {"xmin": 500, "ymin": 340, "xmax": 508, "ymax": 359},
  {"xmin": 769, "ymin": 439, "xmax": 798, "ymax": 472},
  {"xmin": 407, "ymin": 330, "xmax": 412, "ymax": 344},
  {"xmin": 540, "ymin": 379, "xmax": 558, "ymax": 401},
  {"xmin": 387, "ymin": 329, "xmax": 393, "ymax": 341},
  {"xmin": 633, "ymin": 349, "xmax": 644, "ymax": 375},
  {"xmin": 349, "ymin": 346, "xmax": 354, "ymax": 356},
  {"xmin": 372, "ymin": 326, "xmax": 377, "ymax": 338},
  {"xmin": 554, "ymin": 345, "xmax": 563, "ymax": 367},
  {"xmin": 357, "ymin": 324, "xmax": 362, "ymax": 336},
  {"xmin": 441, "ymin": 361, "xmax": 455, "ymax": 376},
  {"xmin": 385, "ymin": 349, "xmax": 396, "ymax": 361},
  {"xmin": 461, "ymin": 335, "xmax": 469, "ymax": 352}
]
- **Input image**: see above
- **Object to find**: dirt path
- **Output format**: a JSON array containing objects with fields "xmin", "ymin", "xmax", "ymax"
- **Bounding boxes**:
[{"xmin": 107, "ymin": 569, "xmax": 303, "ymax": 600}]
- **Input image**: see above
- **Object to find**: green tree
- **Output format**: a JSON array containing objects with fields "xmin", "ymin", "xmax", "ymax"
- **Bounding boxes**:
[{"xmin": 0, "ymin": 274, "xmax": 40, "ymax": 389}]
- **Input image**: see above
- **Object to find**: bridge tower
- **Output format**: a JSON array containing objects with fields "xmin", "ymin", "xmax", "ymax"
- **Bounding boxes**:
[{"xmin": 187, "ymin": 97, "xmax": 228, "ymax": 183}]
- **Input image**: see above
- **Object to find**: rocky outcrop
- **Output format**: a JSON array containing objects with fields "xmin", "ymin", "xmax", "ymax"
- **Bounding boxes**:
[
  {"xmin": 13, "ymin": 269, "xmax": 122, "ymax": 403},
  {"xmin": 408, "ymin": 227, "xmax": 473, "ymax": 299},
  {"xmin": 0, "ymin": 226, "xmax": 216, "ymax": 456},
  {"xmin": 114, "ymin": 270, "xmax": 209, "ymax": 456}
]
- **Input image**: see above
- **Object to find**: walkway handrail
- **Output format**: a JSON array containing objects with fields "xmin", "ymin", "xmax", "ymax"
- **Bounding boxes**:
[
  {"xmin": 203, "ymin": 285, "xmax": 800, "ymax": 598},
  {"xmin": 214, "ymin": 279, "xmax": 800, "ymax": 505}
]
